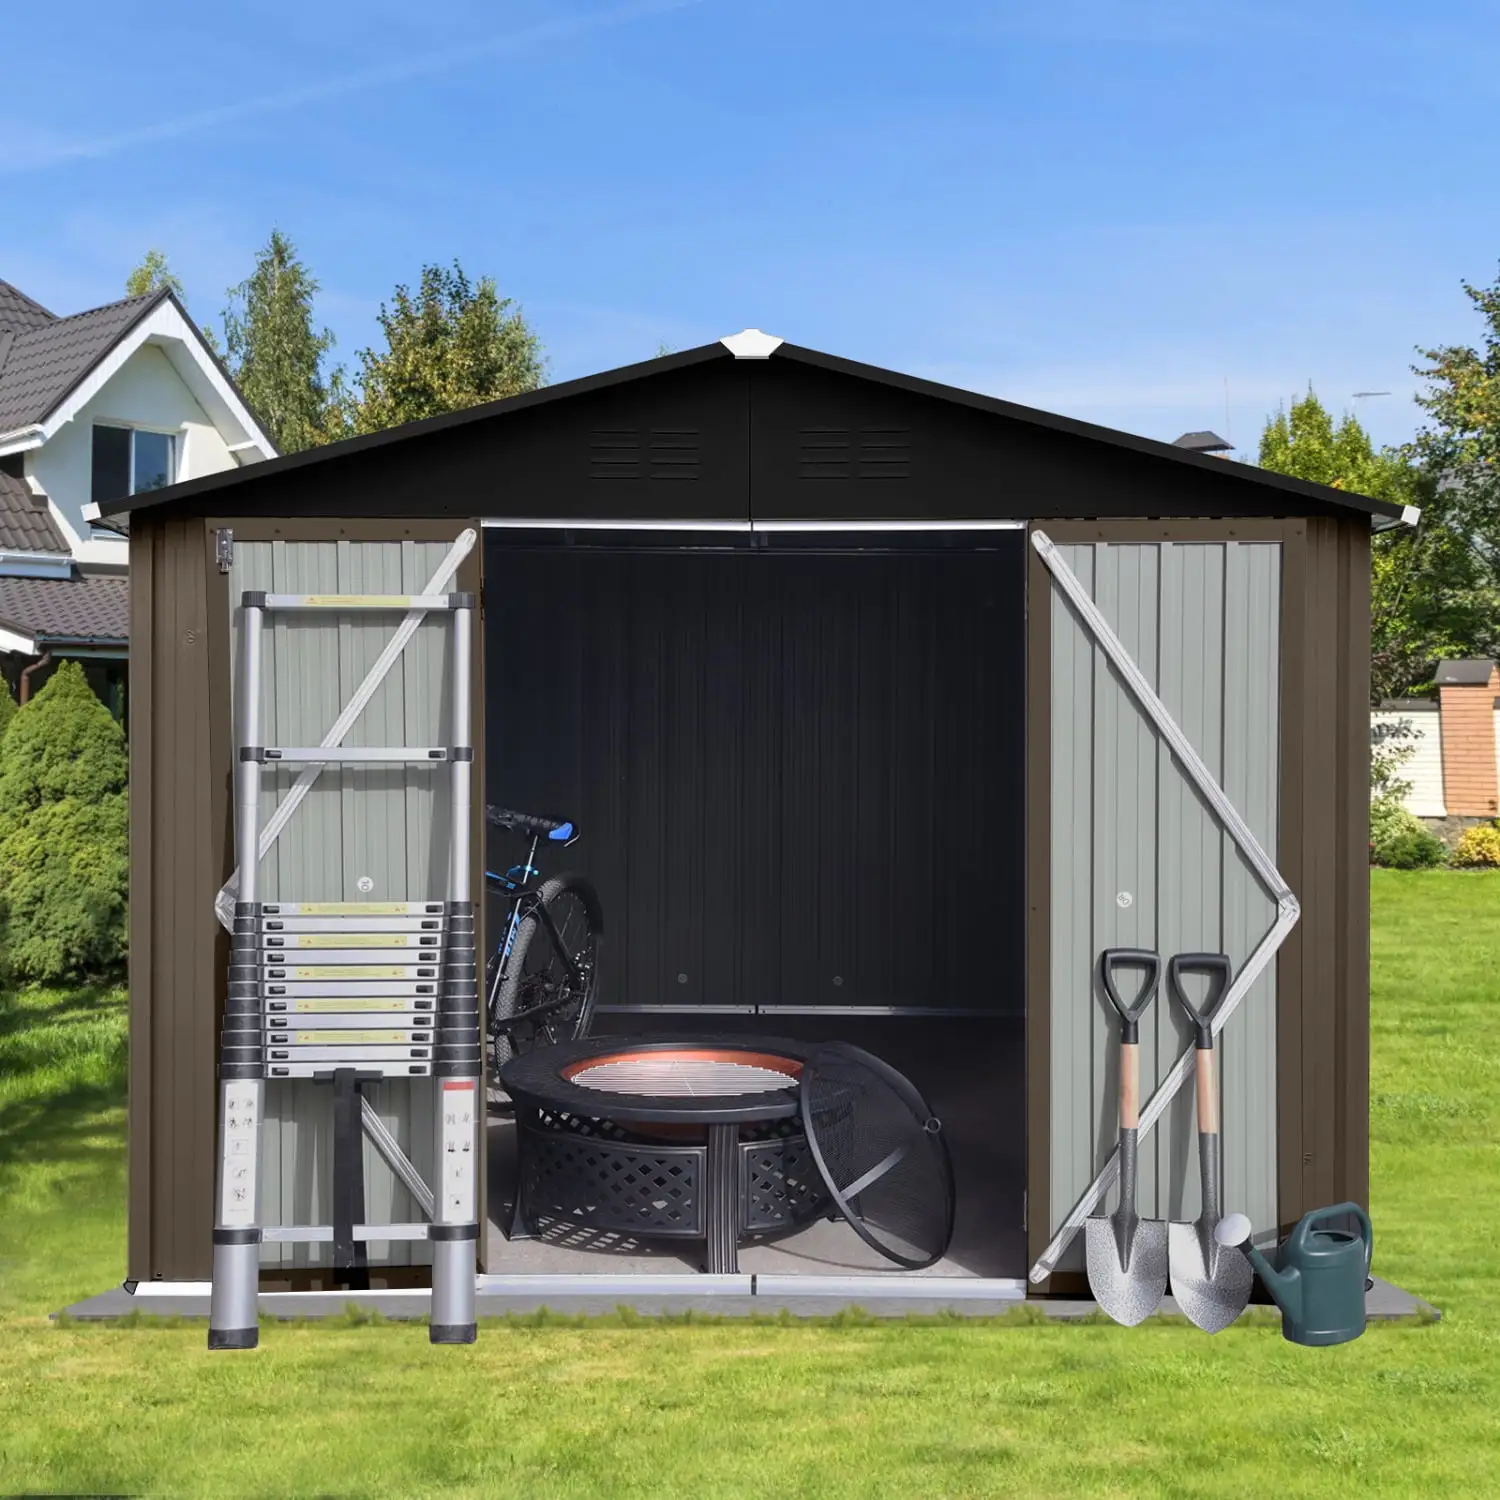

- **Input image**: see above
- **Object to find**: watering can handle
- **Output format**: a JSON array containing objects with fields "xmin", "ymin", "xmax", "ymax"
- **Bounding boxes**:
[
  {"xmin": 1100, "ymin": 949, "xmax": 1160, "ymax": 1044},
  {"xmin": 1293, "ymin": 1202, "xmax": 1374, "ymax": 1277}
]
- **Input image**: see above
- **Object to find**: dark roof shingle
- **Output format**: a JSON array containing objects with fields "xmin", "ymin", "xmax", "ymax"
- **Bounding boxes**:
[
  {"xmin": 0, "ymin": 573, "xmax": 128, "ymax": 644},
  {"xmin": 0, "ymin": 291, "xmax": 163, "ymax": 431},
  {"xmin": 0, "ymin": 280, "xmax": 57, "ymax": 335},
  {"xmin": 0, "ymin": 471, "xmax": 68, "ymax": 553}
]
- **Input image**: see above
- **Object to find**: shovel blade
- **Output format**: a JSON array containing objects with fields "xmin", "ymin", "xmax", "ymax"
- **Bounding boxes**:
[
  {"xmin": 1086, "ymin": 1214, "xmax": 1168, "ymax": 1326},
  {"xmin": 1168, "ymin": 1219, "xmax": 1254, "ymax": 1333}
]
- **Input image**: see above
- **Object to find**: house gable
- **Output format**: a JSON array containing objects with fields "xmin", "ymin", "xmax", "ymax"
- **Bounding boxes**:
[{"xmin": 30, "ymin": 341, "xmax": 238, "ymax": 556}]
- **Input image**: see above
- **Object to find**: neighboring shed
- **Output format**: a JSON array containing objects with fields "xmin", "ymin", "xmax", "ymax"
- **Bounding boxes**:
[{"xmin": 101, "ymin": 333, "xmax": 1402, "ymax": 1299}]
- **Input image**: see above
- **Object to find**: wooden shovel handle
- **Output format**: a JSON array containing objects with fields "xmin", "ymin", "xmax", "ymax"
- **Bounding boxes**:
[
  {"xmin": 1120, "ymin": 1042, "xmax": 1140, "ymax": 1129},
  {"xmin": 1196, "ymin": 1045, "xmax": 1219, "ymax": 1134}
]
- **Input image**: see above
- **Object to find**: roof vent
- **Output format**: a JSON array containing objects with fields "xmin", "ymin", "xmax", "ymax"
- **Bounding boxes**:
[
  {"xmin": 1172, "ymin": 430, "xmax": 1233, "ymax": 457},
  {"xmin": 720, "ymin": 328, "xmax": 783, "ymax": 359}
]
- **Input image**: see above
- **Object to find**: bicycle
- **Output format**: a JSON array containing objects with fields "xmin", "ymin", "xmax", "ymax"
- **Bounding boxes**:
[{"xmin": 483, "ymin": 804, "xmax": 604, "ymax": 1076}]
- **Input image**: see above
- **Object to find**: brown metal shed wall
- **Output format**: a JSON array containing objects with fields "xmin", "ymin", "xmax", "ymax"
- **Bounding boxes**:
[
  {"xmin": 1276, "ymin": 515, "xmax": 1372, "ymax": 1231},
  {"xmin": 127, "ymin": 516, "xmax": 227, "ymax": 1282}
]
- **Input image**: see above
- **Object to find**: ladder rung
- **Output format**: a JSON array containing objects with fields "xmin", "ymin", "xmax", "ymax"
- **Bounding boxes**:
[
  {"xmin": 261, "ymin": 981, "xmax": 439, "ymax": 999},
  {"xmin": 253, "ymin": 747, "xmax": 450, "ymax": 764},
  {"xmin": 266, "ymin": 1012, "xmax": 434, "ymax": 1031},
  {"xmin": 256, "ymin": 593, "xmax": 464, "ymax": 612},
  {"xmin": 262, "ymin": 1224, "xmax": 432, "ymax": 1243},
  {"xmin": 257, "ymin": 917, "xmax": 444, "ymax": 935},
  {"xmin": 265, "ymin": 1027, "xmax": 434, "ymax": 1047},
  {"xmin": 263, "ymin": 998, "xmax": 436, "ymax": 1016},
  {"xmin": 266, "ymin": 1061, "xmax": 432, "ymax": 1079},
  {"xmin": 260, "ymin": 902, "xmax": 445, "ymax": 917},
  {"xmin": 259, "ymin": 947, "xmax": 441, "ymax": 965},
  {"xmin": 261, "ymin": 964, "xmax": 439, "ymax": 981},
  {"xmin": 265, "ymin": 1043, "xmax": 435, "ymax": 1063}
]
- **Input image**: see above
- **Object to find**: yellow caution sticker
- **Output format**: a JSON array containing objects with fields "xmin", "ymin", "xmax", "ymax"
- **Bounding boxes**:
[
  {"xmin": 292, "ymin": 998, "xmax": 415, "ymax": 1013},
  {"xmin": 302, "ymin": 594, "xmax": 414, "ymax": 609},
  {"xmin": 296, "ymin": 1030, "xmax": 426, "ymax": 1046},
  {"xmin": 299, "ymin": 902, "xmax": 417, "ymax": 915},
  {"xmin": 292, "ymin": 965, "xmax": 413, "ymax": 980},
  {"xmin": 296, "ymin": 933, "xmax": 413, "ymax": 948}
]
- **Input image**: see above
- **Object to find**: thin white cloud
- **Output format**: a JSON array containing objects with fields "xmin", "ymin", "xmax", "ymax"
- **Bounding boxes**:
[{"xmin": 0, "ymin": 0, "xmax": 701, "ymax": 175}]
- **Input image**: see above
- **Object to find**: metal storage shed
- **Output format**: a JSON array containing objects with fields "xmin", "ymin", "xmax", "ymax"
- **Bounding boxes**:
[{"xmin": 101, "ymin": 331, "xmax": 1403, "ymax": 1303}]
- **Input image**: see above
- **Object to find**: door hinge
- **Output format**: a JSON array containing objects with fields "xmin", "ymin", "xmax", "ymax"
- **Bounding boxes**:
[
  {"xmin": 216, "ymin": 528, "xmax": 234, "ymax": 574},
  {"xmin": 1021, "ymin": 1190, "xmax": 1028, "ymax": 1232}
]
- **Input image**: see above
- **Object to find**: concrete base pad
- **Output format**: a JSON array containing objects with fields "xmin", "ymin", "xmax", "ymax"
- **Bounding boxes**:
[{"xmin": 57, "ymin": 1274, "xmax": 1439, "ymax": 1326}]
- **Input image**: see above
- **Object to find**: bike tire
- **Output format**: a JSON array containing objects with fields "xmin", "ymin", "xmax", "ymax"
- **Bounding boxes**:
[{"xmin": 491, "ymin": 872, "xmax": 603, "ymax": 1068}]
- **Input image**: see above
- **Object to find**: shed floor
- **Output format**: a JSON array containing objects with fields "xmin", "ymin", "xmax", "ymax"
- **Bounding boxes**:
[{"xmin": 57, "ymin": 1275, "xmax": 1438, "ymax": 1325}]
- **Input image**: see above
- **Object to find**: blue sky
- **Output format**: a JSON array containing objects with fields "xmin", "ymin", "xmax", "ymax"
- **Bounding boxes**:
[{"xmin": 4, "ymin": 0, "xmax": 1496, "ymax": 455}]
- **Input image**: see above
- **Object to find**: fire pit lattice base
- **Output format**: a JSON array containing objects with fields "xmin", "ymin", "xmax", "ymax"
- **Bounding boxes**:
[{"xmin": 512, "ymin": 1107, "xmax": 831, "ymax": 1243}]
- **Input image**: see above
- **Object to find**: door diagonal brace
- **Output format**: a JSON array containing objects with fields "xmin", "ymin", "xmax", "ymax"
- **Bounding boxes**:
[{"xmin": 1028, "ymin": 529, "xmax": 1300, "ymax": 1283}]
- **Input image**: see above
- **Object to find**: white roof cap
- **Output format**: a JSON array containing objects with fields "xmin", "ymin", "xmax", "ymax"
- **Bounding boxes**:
[{"xmin": 719, "ymin": 328, "xmax": 783, "ymax": 359}]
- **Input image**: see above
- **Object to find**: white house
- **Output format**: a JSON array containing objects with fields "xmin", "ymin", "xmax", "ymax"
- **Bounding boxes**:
[{"xmin": 0, "ymin": 278, "xmax": 275, "ymax": 718}]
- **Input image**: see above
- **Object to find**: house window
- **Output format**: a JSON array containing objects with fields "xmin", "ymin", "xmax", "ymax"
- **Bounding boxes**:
[{"xmin": 91, "ymin": 425, "xmax": 176, "ymax": 506}]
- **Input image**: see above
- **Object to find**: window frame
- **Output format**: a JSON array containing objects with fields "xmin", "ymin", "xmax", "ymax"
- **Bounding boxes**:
[{"xmin": 91, "ymin": 421, "xmax": 180, "ymax": 506}]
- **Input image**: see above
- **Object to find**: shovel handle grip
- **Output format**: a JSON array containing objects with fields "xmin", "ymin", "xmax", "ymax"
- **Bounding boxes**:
[
  {"xmin": 1195, "ymin": 1046, "xmax": 1218, "ymax": 1134},
  {"xmin": 1120, "ymin": 1041, "xmax": 1140, "ymax": 1129},
  {"xmin": 1168, "ymin": 952, "xmax": 1232, "ymax": 1048},
  {"xmin": 1100, "ymin": 949, "xmax": 1160, "ymax": 1043}
]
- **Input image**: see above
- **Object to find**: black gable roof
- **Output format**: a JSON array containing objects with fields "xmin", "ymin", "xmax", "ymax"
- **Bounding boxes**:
[{"xmin": 94, "ymin": 338, "xmax": 1408, "ymax": 527}]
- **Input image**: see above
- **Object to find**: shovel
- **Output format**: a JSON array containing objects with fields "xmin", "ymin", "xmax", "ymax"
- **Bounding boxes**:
[
  {"xmin": 1166, "ymin": 952, "xmax": 1254, "ymax": 1333},
  {"xmin": 1086, "ymin": 948, "xmax": 1169, "ymax": 1326}
]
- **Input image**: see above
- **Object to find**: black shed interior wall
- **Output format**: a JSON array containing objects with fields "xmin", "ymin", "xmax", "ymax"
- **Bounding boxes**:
[
  {"xmin": 484, "ymin": 534, "xmax": 1026, "ymax": 1017},
  {"xmin": 483, "ymin": 532, "xmax": 1029, "ymax": 1276}
]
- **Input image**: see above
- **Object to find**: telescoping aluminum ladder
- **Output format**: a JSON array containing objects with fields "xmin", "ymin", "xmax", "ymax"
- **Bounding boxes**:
[{"xmin": 209, "ymin": 586, "xmax": 481, "ymax": 1350}]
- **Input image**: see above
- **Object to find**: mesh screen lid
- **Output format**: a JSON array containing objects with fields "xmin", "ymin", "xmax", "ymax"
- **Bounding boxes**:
[{"xmin": 799, "ymin": 1043, "xmax": 956, "ymax": 1270}]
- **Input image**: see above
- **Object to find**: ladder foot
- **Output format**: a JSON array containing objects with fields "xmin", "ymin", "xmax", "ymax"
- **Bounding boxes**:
[{"xmin": 208, "ymin": 1327, "xmax": 259, "ymax": 1351}]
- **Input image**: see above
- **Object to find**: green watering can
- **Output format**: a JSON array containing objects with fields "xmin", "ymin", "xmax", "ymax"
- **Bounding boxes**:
[{"xmin": 1215, "ymin": 1204, "xmax": 1373, "ymax": 1347}]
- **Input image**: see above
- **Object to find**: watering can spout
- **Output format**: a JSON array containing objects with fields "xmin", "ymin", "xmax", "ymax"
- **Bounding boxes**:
[
  {"xmin": 1247, "ymin": 1244, "xmax": 1303, "ymax": 1325},
  {"xmin": 1214, "ymin": 1214, "xmax": 1302, "ymax": 1322}
]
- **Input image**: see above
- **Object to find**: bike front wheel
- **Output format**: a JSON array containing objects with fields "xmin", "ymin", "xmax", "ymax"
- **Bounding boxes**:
[{"xmin": 490, "ymin": 873, "xmax": 603, "ymax": 1069}]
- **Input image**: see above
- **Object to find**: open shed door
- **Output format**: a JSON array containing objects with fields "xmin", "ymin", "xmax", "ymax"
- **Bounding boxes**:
[
  {"xmin": 220, "ymin": 522, "xmax": 486, "ymax": 1279},
  {"xmin": 1034, "ymin": 527, "xmax": 1295, "ymax": 1284}
]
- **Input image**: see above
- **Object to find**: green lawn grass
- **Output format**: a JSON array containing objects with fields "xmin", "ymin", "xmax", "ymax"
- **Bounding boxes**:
[{"xmin": 0, "ymin": 871, "xmax": 1495, "ymax": 1497}]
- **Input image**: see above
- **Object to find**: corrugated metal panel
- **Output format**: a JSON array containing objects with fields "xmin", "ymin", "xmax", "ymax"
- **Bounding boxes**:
[
  {"xmin": 1049, "ymin": 541, "xmax": 1281, "ymax": 1270},
  {"xmin": 229, "ymin": 540, "xmax": 457, "ymax": 1269},
  {"xmin": 485, "ymin": 542, "xmax": 1026, "ymax": 1017},
  {"xmin": 1370, "ymin": 708, "xmax": 1445, "ymax": 817}
]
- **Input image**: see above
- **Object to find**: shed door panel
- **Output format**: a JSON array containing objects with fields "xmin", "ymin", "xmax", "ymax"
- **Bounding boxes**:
[
  {"xmin": 1048, "ymin": 540, "xmax": 1281, "ymax": 1272},
  {"xmin": 227, "ymin": 537, "xmax": 470, "ymax": 1272}
]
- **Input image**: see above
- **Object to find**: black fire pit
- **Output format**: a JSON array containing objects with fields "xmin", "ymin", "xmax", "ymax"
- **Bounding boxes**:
[{"xmin": 499, "ymin": 1035, "xmax": 831, "ymax": 1273}]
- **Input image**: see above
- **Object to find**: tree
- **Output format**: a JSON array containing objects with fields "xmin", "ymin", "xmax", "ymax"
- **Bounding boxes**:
[
  {"xmin": 1410, "ymin": 264, "xmax": 1500, "ymax": 605},
  {"xmin": 221, "ymin": 230, "xmax": 337, "ymax": 455},
  {"xmin": 336, "ymin": 263, "xmax": 544, "ymax": 436},
  {"xmin": 1257, "ymin": 387, "xmax": 1405, "ymax": 496},
  {"xmin": 0, "ymin": 662, "xmax": 129, "ymax": 982},
  {"xmin": 1256, "ymin": 388, "xmax": 1489, "ymax": 700},
  {"xmin": 126, "ymin": 249, "xmax": 184, "ymax": 300}
]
